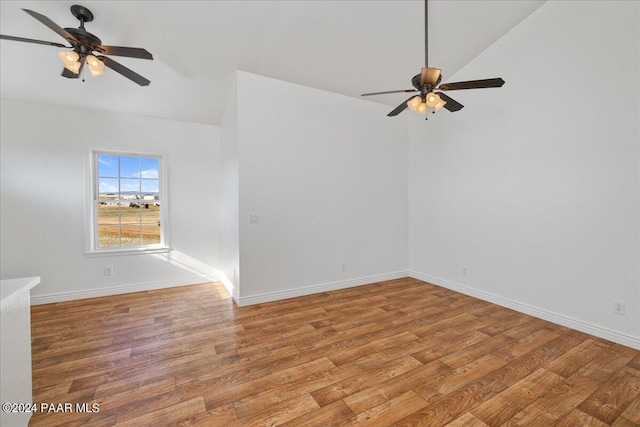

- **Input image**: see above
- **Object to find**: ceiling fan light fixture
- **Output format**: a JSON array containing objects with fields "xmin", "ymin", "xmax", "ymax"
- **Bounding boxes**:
[
  {"xmin": 434, "ymin": 98, "xmax": 447, "ymax": 111},
  {"xmin": 407, "ymin": 96, "xmax": 422, "ymax": 112},
  {"xmin": 417, "ymin": 102, "xmax": 428, "ymax": 114},
  {"xmin": 426, "ymin": 92, "xmax": 440, "ymax": 107},
  {"xmin": 58, "ymin": 50, "xmax": 80, "ymax": 73},
  {"xmin": 58, "ymin": 50, "xmax": 79, "ymax": 65},
  {"xmin": 86, "ymin": 54, "xmax": 105, "ymax": 76}
]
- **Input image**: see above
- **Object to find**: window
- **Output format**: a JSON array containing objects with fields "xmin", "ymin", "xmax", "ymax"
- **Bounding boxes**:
[{"xmin": 90, "ymin": 152, "xmax": 168, "ymax": 253}]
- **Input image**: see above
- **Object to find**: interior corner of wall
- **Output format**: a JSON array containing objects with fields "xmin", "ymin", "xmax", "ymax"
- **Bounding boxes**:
[{"xmin": 220, "ymin": 273, "xmax": 239, "ymax": 305}]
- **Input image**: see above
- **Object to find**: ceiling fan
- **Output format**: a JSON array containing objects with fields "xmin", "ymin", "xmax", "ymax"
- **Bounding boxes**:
[
  {"xmin": 362, "ymin": 0, "xmax": 504, "ymax": 118},
  {"xmin": 0, "ymin": 4, "xmax": 153, "ymax": 86}
]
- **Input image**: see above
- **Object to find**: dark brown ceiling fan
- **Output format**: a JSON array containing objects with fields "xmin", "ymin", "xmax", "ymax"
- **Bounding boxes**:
[
  {"xmin": 0, "ymin": 5, "xmax": 153, "ymax": 86},
  {"xmin": 362, "ymin": 0, "xmax": 504, "ymax": 118}
]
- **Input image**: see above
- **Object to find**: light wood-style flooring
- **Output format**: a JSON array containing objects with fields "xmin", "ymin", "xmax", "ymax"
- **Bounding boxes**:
[{"xmin": 29, "ymin": 278, "xmax": 640, "ymax": 426}]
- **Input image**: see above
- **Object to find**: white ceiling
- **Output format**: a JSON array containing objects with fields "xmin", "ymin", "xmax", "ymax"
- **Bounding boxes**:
[{"xmin": 0, "ymin": 1, "xmax": 545, "ymax": 125}]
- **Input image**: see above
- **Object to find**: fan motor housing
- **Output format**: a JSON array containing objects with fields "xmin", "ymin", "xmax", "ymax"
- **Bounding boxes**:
[{"xmin": 65, "ymin": 27, "xmax": 101, "ymax": 52}]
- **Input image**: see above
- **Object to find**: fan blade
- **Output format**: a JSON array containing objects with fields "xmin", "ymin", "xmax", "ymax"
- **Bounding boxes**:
[
  {"xmin": 95, "ymin": 45, "xmax": 153, "ymax": 60},
  {"xmin": 361, "ymin": 89, "xmax": 417, "ymax": 97},
  {"xmin": 438, "ymin": 78, "xmax": 505, "ymax": 91},
  {"xmin": 436, "ymin": 92, "xmax": 464, "ymax": 112},
  {"xmin": 387, "ymin": 95, "xmax": 417, "ymax": 117},
  {"xmin": 98, "ymin": 55, "xmax": 150, "ymax": 86},
  {"xmin": 420, "ymin": 67, "xmax": 441, "ymax": 87},
  {"xmin": 0, "ymin": 34, "xmax": 67, "ymax": 48},
  {"xmin": 22, "ymin": 9, "xmax": 78, "ymax": 44},
  {"xmin": 61, "ymin": 67, "xmax": 78, "ymax": 79}
]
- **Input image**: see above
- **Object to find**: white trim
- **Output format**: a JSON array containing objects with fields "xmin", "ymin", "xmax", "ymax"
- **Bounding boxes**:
[
  {"xmin": 236, "ymin": 271, "xmax": 409, "ymax": 307},
  {"xmin": 84, "ymin": 246, "xmax": 171, "ymax": 257},
  {"xmin": 220, "ymin": 274, "xmax": 239, "ymax": 305},
  {"xmin": 410, "ymin": 271, "xmax": 640, "ymax": 350},
  {"xmin": 30, "ymin": 275, "xmax": 222, "ymax": 305}
]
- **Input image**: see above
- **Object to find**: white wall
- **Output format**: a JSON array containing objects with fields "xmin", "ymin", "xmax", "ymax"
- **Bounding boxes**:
[
  {"xmin": 409, "ymin": 1, "xmax": 639, "ymax": 348},
  {"xmin": 234, "ymin": 72, "xmax": 408, "ymax": 304},
  {"xmin": 220, "ymin": 75, "xmax": 240, "ymax": 301},
  {"xmin": 0, "ymin": 99, "xmax": 222, "ymax": 303}
]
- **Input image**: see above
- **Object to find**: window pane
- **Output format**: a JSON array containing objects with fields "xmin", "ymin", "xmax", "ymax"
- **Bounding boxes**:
[
  {"xmin": 97, "ymin": 203, "xmax": 120, "ymax": 225},
  {"xmin": 97, "ymin": 224, "xmax": 120, "ymax": 248},
  {"xmin": 98, "ymin": 178, "xmax": 119, "ymax": 198},
  {"xmin": 141, "ymin": 224, "xmax": 161, "ymax": 245},
  {"xmin": 140, "ymin": 203, "xmax": 160, "ymax": 223},
  {"xmin": 140, "ymin": 158, "xmax": 159, "ymax": 179},
  {"xmin": 120, "ymin": 179, "xmax": 140, "ymax": 198},
  {"xmin": 98, "ymin": 155, "xmax": 118, "ymax": 178},
  {"xmin": 121, "ymin": 202, "xmax": 141, "ymax": 224},
  {"xmin": 120, "ymin": 156, "xmax": 141, "ymax": 178},
  {"xmin": 120, "ymin": 224, "xmax": 142, "ymax": 246},
  {"xmin": 141, "ymin": 179, "xmax": 159, "ymax": 195}
]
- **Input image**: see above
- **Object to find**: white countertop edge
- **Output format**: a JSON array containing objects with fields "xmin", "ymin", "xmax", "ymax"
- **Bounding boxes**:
[{"xmin": 1, "ymin": 277, "xmax": 41, "ymax": 310}]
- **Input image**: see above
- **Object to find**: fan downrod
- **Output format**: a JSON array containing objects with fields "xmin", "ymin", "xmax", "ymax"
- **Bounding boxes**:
[{"xmin": 65, "ymin": 5, "xmax": 102, "ymax": 49}]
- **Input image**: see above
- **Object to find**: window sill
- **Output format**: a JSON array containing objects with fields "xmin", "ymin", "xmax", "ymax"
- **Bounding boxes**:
[{"xmin": 84, "ymin": 246, "xmax": 171, "ymax": 257}]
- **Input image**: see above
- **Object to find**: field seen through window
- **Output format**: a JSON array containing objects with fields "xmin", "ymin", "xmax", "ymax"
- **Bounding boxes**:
[{"xmin": 97, "ymin": 203, "xmax": 160, "ymax": 247}]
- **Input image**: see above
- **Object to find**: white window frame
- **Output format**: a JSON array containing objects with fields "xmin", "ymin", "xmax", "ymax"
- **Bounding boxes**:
[{"xmin": 85, "ymin": 149, "xmax": 170, "ymax": 256}]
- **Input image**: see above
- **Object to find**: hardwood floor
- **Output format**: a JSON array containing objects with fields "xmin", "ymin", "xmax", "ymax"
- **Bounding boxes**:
[{"xmin": 28, "ymin": 278, "xmax": 640, "ymax": 426}]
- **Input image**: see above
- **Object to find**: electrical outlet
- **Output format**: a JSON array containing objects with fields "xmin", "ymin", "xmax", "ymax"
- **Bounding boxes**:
[
  {"xmin": 341, "ymin": 262, "xmax": 347, "ymax": 272},
  {"xmin": 461, "ymin": 266, "xmax": 468, "ymax": 276},
  {"xmin": 613, "ymin": 301, "xmax": 625, "ymax": 315},
  {"xmin": 104, "ymin": 266, "xmax": 114, "ymax": 276},
  {"xmin": 248, "ymin": 214, "xmax": 259, "ymax": 224}
]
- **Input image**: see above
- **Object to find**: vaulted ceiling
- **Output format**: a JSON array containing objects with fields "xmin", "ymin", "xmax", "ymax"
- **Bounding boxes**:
[{"xmin": 0, "ymin": 1, "xmax": 545, "ymax": 125}]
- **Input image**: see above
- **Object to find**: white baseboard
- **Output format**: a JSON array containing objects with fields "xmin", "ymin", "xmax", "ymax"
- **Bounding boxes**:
[
  {"xmin": 410, "ymin": 271, "xmax": 640, "ymax": 350},
  {"xmin": 220, "ymin": 275, "xmax": 240, "ymax": 305},
  {"xmin": 237, "ymin": 270, "xmax": 410, "ymax": 307},
  {"xmin": 30, "ymin": 275, "xmax": 222, "ymax": 305}
]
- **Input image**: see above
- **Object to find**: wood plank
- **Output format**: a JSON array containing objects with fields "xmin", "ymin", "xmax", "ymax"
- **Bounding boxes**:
[
  {"xmin": 115, "ymin": 397, "xmax": 205, "ymax": 427},
  {"xmin": 555, "ymin": 409, "xmax": 610, "ymax": 427},
  {"xmin": 341, "ymin": 390, "xmax": 427, "ymax": 426},
  {"xmin": 439, "ymin": 333, "xmax": 516, "ymax": 368},
  {"xmin": 430, "ymin": 354, "xmax": 507, "ymax": 395},
  {"xmin": 94, "ymin": 377, "xmax": 176, "ymax": 412},
  {"xmin": 280, "ymin": 400, "xmax": 354, "ymax": 427},
  {"xmin": 487, "ymin": 330, "xmax": 589, "ymax": 387},
  {"xmin": 343, "ymin": 359, "xmax": 451, "ymax": 414},
  {"xmin": 492, "ymin": 327, "xmax": 561, "ymax": 361},
  {"xmin": 577, "ymin": 366, "xmax": 640, "ymax": 424},
  {"xmin": 327, "ymin": 331, "xmax": 419, "ymax": 366},
  {"xmin": 227, "ymin": 394, "xmax": 319, "ymax": 427},
  {"xmin": 611, "ymin": 416, "xmax": 640, "ymax": 427},
  {"xmin": 544, "ymin": 338, "xmax": 609, "ymax": 378},
  {"xmin": 507, "ymin": 371, "xmax": 600, "ymax": 423},
  {"xmin": 619, "ymin": 393, "xmax": 640, "ymax": 424},
  {"xmin": 311, "ymin": 355, "xmax": 423, "ymax": 407},
  {"xmin": 232, "ymin": 360, "xmax": 359, "ymax": 418},
  {"xmin": 503, "ymin": 408, "xmax": 558, "ymax": 426},
  {"xmin": 577, "ymin": 345, "xmax": 638, "ymax": 382},
  {"xmin": 444, "ymin": 412, "xmax": 489, "ymax": 426},
  {"xmin": 203, "ymin": 357, "xmax": 333, "ymax": 410},
  {"xmin": 395, "ymin": 377, "xmax": 507, "ymax": 426},
  {"xmin": 175, "ymin": 403, "xmax": 238, "ymax": 426},
  {"xmin": 471, "ymin": 368, "xmax": 564, "ymax": 425}
]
